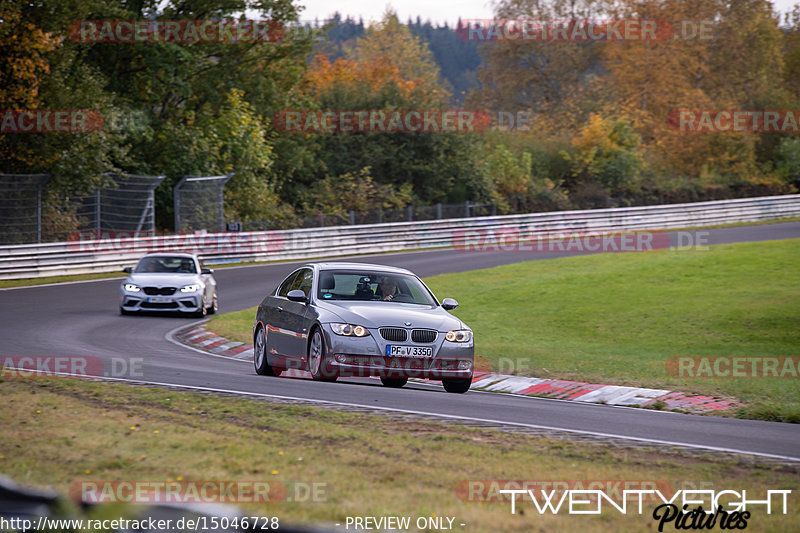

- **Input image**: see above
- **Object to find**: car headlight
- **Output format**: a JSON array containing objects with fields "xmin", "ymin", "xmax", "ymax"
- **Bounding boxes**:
[
  {"xmin": 124, "ymin": 283, "xmax": 140, "ymax": 292},
  {"xmin": 180, "ymin": 284, "xmax": 201, "ymax": 293},
  {"xmin": 330, "ymin": 323, "xmax": 369, "ymax": 337},
  {"xmin": 445, "ymin": 330, "xmax": 472, "ymax": 343}
]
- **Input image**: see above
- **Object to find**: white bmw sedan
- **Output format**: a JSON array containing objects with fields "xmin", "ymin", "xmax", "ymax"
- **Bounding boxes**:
[{"xmin": 119, "ymin": 253, "xmax": 218, "ymax": 317}]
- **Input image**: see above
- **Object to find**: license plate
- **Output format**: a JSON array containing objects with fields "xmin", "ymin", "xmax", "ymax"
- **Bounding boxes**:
[
  {"xmin": 146, "ymin": 297, "xmax": 171, "ymax": 303},
  {"xmin": 386, "ymin": 345, "xmax": 433, "ymax": 357}
]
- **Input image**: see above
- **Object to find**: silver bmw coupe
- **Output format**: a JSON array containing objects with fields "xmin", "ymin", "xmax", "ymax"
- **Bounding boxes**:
[{"xmin": 253, "ymin": 262, "xmax": 474, "ymax": 393}]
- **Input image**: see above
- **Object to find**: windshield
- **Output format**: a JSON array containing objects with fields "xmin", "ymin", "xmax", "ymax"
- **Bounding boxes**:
[
  {"xmin": 134, "ymin": 256, "xmax": 197, "ymax": 274},
  {"xmin": 317, "ymin": 270, "xmax": 437, "ymax": 306}
]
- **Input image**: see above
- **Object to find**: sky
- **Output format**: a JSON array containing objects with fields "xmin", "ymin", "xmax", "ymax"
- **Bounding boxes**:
[{"xmin": 294, "ymin": 0, "xmax": 799, "ymax": 26}]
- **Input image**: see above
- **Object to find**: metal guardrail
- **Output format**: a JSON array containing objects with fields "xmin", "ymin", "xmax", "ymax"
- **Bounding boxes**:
[{"xmin": 1, "ymin": 194, "xmax": 798, "ymax": 280}]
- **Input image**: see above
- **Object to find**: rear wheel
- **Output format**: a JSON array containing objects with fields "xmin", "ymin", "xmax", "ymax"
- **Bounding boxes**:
[
  {"xmin": 308, "ymin": 328, "xmax": 336, "ymax": 382},
  {"xmin": 442, "ymin": 378, "xmax": 471, "ymax": 394},
  {"xmin": 254, "ymin": 327, "xmax": 281, "ymax": 376},
  {"xmin": 380, "ymin": 377, "xmax": 408, "ymax": 388}
]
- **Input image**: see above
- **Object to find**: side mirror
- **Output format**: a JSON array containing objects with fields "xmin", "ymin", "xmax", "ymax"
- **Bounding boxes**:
[
  {"xmin": 441, "ymin": 298, "xmax": 459, "ymax": 310},
  {"xmin": 201, "ymin": 268, "xmax": 213, "ymax": 274},
  {"xmin": 287, "ymin": 289, "xmax": 307, "ymax": 303},
  {"xmin": 123, "ymin": 267, "xmax": 133, "ymax": 274}
]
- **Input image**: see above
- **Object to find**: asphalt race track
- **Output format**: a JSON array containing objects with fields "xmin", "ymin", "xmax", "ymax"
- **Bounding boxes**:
[{"xmin": 2, "ymin": 222, "xmax": 800, "ymax": 460}]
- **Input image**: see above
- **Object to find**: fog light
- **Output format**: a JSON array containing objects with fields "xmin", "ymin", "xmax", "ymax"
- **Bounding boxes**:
[
  {"xmin": 458, "ymin": 360, "xmax": 472, "ymax": 370},
  {"xmin": 335, "ymin": 354, "xmax": 347, "ymax": 363}
]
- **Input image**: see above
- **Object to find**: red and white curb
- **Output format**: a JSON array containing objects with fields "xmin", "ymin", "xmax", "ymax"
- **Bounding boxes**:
[{"xmin": 175, "ymin": 324, "xmax": 738, "ymax": 413}]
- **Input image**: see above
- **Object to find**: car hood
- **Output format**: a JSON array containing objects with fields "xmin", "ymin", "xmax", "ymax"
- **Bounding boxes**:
[
  {"xmin": 316, "ymin": 301, "xmax": 466, "ymax": 331},
  {"xmin": 125, "ymin": 273, "xmax": 202, "ymax": 287}
]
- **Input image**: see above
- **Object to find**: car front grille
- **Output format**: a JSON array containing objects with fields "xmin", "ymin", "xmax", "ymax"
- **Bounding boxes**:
[
  {"xmin": 379, "ymin": 328, "xmax": 408, "ymax": 342},
  {"xmin": 411, "ymin": 329, "xmax": 437, "ymax": 343},
  {"xmin": 141, "ymin": 301, "xmax": 179, "ymax": 309},
  {"xmin": 143, "ymin": 286, "xmax": 177, "ymax": 295}
]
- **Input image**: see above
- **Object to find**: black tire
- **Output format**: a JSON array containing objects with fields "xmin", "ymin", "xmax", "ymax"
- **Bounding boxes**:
[
  {"xmin": 442, "ymin": 378, "xmax": 471, "ymax": 394},
  {"xmin": 308, "ymin": 328, "xmax": 336, "ymax": 382},
  {"xmin": 254, "ymin": 326, "xmax": 281, "ymax": 376},
  {"xmin": 119, "ymin": 307, "xmax": 132, "ymax": 316},
  {"xmin": 194, "ymin": 297, "xmax": 207, "ymax": 318},
  {"xmin": 208, "ymin": 292, "xmax": 218, "ymax": 315},
  {"xmin": 380, "ymin": 377, "xmax": 408, "ymax": 388}
]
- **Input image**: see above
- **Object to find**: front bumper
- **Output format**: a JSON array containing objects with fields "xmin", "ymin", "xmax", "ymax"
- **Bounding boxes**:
[
  {"xmin": 120, "ymin": 290, "xmax": 203, "ymax": 313},
  {"xmin": 321, "ymin": 324, "xmax": 474, "ymax": 381}
]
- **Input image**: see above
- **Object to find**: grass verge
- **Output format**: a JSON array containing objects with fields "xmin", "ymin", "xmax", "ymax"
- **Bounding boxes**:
[
  {"xmin": 1, "ymin": 377, "xmax": 798, "ymax": 532},
  {"xmin": 208, "ymin": 239, "xmax": 800, "ymax": 422}
]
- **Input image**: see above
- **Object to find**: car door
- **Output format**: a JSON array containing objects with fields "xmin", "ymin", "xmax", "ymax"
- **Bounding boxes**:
[
  {"xmin": 265, "ymin": 270, "xmax": 302, "ymax": 362},
  {"xmin": 280, "ymin": 268, "xmax": 315, "ymax": 362}
]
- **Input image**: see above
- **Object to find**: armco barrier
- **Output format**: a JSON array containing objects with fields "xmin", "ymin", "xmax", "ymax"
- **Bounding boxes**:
[{"xmin": 0, "ymin": 194, "xmax": 798, "ymax": 280}]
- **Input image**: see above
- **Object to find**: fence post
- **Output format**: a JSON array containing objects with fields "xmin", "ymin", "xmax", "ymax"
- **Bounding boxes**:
[
  {"xmin": 465, "ymin": 201, "xmax": 470, "ymax": 217},
  {"xmin": 407, "ymin": 205, "xmax": 413, "ymax": 221},
  {"xmin": 349, "ymin": 210, "xmax": 355, "ymax": 225},
  {"xmin": 95, "ymin": 188, "xmax": 101, "ymax": 235},
  {"xmin": 218, "ymin": 182, "xmax": 224, "ymax": 233},
  {"xmin": 174, "ymin": 176, "xmax": 187, "ymax": 233},
  {"xmin": 436, "ymin": 203, "xmax": 442, "ymax": 219}
]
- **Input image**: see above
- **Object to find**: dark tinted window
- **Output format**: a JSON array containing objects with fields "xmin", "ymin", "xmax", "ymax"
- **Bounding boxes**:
[
  {"xmin": 135, "ymin": 256, "xmax": 197, "ymax": 274},
  {"xmin": 291, "ymin": 268, "xmax": 313, "ymax": 297},
  {"xmin": 316, "ymin": 270, "xmax": 436, "ymax": 305},
  {"xmin": 277, "ymin": 271, "xmax": 300, "ymax": 297}
]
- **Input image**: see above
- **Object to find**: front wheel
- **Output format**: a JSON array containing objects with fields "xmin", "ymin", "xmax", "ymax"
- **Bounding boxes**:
[
  {"xmin": 308, "ymin": 328, "xmax": 336, "ymax": 382},
  {"xmin": 194, "ymin": 297, "xmax": 207, "ymax": 318},
  {"xmin": 208, "ymin": 292, "xmax": 218, "ymax": 314},
  {"xmin": 254, "ymin": 327, "xmax": 281, "ymax": 376},
  {"xmin": 380, "ymin": 377, "xmax": 408, "ymax": 388},
  {"xmin": 442, "ymin": 378, "xmax": 471, "ymax": 394}
]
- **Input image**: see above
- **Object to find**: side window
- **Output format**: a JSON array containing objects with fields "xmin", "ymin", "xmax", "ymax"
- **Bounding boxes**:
[
  {"xmin": 277, "ymin": 271, "xmax": 300, "ymax": 297},
  {"xmin": 291, "ymin": 268, "xmax": 313, "ymax": 297}
]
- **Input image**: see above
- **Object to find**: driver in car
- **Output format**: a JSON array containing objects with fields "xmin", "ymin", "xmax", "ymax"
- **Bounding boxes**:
[
  {"xmin": 179, "ymin": 259, "xmax": 194, "ymax": 273},
  {"xmin": 378, "ymin": 277, "xmax": 399, "ymax": 301}
]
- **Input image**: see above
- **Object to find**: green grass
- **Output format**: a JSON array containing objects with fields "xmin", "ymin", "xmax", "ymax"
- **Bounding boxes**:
[
  {"xmin": 425, "ymin": 239, "xmax": 800, "ymax": 422},
  {"xmin": 1, "ymin": 377, "xmax": 798, "ymax": 532},
  {"xmin": 209, "ymin": 239, "xmax": 800, "ymax": 422},
  {"xmin": 0, "ymin": 271, "xmax": 127, "ymax": 288}
]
